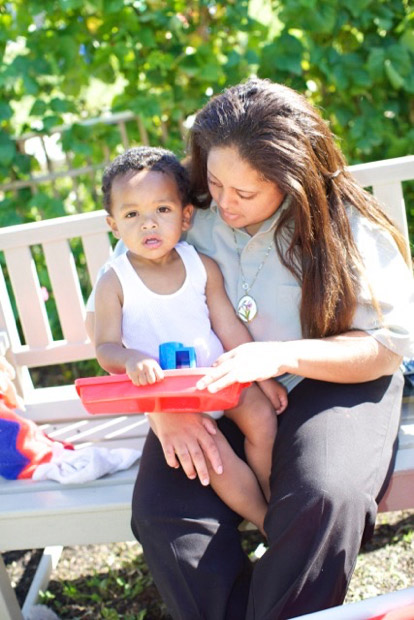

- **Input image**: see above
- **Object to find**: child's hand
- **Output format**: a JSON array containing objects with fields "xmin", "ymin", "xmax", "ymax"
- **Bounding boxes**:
[
  {"xmin": 258, "ymin": 378, "xmax": 288, "ymax": 414},
  {"xmin": 125, "ymin": 357, "xmax": 164, "ymax": 386}
]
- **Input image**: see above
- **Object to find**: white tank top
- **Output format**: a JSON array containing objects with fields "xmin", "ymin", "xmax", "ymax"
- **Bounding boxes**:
[{"xmin": 110, "ymin": 241, "xmax": 224, "ymax": 368}]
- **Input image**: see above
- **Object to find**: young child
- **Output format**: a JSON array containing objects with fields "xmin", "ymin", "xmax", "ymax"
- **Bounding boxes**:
[{"xmin": 94, "ymin": 146, "xmax": 287, "ymax": 534}]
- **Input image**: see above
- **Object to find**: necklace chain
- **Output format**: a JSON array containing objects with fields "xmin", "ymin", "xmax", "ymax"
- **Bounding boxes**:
[{"xmin": 232, "ymin": 229, "xmax": 273, "ymax": 294}]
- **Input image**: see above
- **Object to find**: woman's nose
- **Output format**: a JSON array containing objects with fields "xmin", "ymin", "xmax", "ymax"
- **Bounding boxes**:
[{"xmin": 218, "ymin": 188, "xmax": 234, "ymax": 210}]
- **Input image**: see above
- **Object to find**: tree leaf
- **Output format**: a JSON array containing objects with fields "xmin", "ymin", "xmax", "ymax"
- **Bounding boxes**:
[
  {"xmin": 0, "ymin": 101, "xmax": 13, "ymax": 121},
  {"xmin": 30, "ymin": 100, "xmax": 48, "ymax": 116},
  {"xmin": 0, "ymin": 131, "xmax": 16, "ymax": 165},
  {"xmin": 384, "ymin": 59, "xmax": 404, "ymax": 90}
]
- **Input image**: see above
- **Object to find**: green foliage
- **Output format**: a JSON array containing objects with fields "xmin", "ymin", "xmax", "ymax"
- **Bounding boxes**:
[
  {"xmin": 0, "ymin": 0, "xmax": 414, "ymax": 174},
  {"xmin": 0, "ymin": 0, "xmax": 412, "ymax": 187},
  {"xmin": 271, "ymin": 0, "xmax": 414, "ymax": 163}
]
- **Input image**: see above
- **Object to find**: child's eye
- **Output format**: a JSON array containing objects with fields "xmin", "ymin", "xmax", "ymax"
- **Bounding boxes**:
[
  {"xmin": 125, "ymin": 211, "xmax": 137, "ymax": 218},
  {"xmin": 158, "ymin": 206, "xmax": 171, "ymax": 213}
]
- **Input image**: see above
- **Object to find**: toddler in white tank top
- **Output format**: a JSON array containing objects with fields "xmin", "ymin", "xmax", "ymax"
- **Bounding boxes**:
[{"xmin": 94, "ymin": 146, "xmax": 287, "ymax": 535}]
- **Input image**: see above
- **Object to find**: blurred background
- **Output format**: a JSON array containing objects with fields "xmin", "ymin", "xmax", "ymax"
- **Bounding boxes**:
[{"xmin": 0, "ymin": 0, "xmax": 413, "ymax": 227}]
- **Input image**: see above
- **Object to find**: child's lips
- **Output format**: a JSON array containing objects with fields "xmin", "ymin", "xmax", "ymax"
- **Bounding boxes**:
[{"xmin": 142, "ymin": 236, "xmax": 162, "ymax": 247}]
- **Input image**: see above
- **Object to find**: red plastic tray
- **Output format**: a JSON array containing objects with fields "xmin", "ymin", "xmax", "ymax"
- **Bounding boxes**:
[
  {"xmin": 75, "ymin": 369, "xmax": 250, "ymax": 415},
  {"xmin": 370, "ymin": 607, "xmax": 414, "ymax": 620}
]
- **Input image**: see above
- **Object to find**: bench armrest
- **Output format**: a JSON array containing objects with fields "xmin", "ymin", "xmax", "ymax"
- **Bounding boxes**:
[{"xmin": 0, "ymin": 331, "xmax": 9, "ymax": 357}]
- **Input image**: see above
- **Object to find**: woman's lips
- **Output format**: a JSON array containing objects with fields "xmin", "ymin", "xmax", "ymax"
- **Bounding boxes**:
[{"xmin": 220, "ymin": 209, "xmax": 239, "ymax": 222}]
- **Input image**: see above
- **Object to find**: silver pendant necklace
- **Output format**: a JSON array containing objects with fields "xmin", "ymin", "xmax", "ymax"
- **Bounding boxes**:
[{"xmin": 233, "ymin": 229, "xmax": 273, "ymax": 322}]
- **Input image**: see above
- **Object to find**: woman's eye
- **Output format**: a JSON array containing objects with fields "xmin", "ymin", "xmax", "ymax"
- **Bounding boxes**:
[
  {"xmin": 238, "ymin": 193, "xmax": 256, "ymax": 200},
  {"xmin": 207, "ymin": 178, "xmax": 220, "ymax": 187}
]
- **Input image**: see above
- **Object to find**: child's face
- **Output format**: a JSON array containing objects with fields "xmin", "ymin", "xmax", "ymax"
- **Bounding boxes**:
[{"xmin": 107, "ymin": 169, "xmax": 193, "ymax": 262}]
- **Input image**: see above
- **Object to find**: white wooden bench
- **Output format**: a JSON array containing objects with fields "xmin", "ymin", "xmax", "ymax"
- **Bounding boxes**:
[{"xmin": 0, "ymin": 155, "xmax": 413, "ymax": 619}]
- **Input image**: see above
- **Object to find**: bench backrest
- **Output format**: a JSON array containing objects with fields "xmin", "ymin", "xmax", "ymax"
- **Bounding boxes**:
[{"xmin": 0, "ymin": 155, "xmax": 413, "ymax": 403}]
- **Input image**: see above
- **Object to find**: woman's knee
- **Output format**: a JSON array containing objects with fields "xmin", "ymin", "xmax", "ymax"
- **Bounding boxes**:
[
  {"xmin": 267, "ymin": 467, "xmax": 370, "ymax": 544},
  {"xmin": 131, "ymin": 468, "xmax": 159, "ymax": 526}
]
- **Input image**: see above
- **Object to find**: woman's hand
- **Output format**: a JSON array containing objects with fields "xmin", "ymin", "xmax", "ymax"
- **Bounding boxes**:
[
  {"xmin": 147, "ymin": 411, "xmax": 223, "ymax": 486},
  {"xmin": 197, "ymin": 342, "xmax": 286, "ymax": 392}
]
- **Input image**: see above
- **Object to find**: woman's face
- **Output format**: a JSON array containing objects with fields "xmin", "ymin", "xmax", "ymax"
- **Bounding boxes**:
[{"xmin": 206, "ymin": 145, "xmax": 285, "ymax": 235}]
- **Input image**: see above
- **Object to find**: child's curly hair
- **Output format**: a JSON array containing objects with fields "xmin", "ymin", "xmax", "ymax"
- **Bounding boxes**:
[{"xmin": 102, "ymin": 146, "xmax": 191, "ymax": 214}]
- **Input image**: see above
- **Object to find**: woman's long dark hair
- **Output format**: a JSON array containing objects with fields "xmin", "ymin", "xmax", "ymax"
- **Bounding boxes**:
[{"xmin": 188, "ymin": 78, "xmax": 409, "ymax": 338}]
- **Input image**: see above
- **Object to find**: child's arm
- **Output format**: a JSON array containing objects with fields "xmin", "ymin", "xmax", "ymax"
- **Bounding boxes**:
[
  {"xmin": 200, "ymin": 254, "xmax": 254, "ymax": 350},
  {"xmin": 199, "ymin": 254, "xmax": 287, "ymax": 412},
  {"xmin": 94, "ymin": 269, "xmax": 164, "ymax": 385}
]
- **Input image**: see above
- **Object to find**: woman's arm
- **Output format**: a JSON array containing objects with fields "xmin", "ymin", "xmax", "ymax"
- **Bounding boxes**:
[
  {"xmin": 282, "ymin": 331, "xmax": 402, "ymax": 381},
  {"xmin": 196, "ymin": 331, "xmax": 402, "ymax": 392}
]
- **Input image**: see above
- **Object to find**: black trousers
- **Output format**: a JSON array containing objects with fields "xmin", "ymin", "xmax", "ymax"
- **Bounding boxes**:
[{"xmin": 131, "ymin": 373, "xmax": 403, "ymax": 620}]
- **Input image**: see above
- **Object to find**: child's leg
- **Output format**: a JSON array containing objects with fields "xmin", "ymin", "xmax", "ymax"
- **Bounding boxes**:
[
  {"xmin": 225, "ymin": 383, "xmax": 278, "ymax": 501},
  {"xmin": 207, "ymin": 427, "xmax": 267, "ymax": 535}
]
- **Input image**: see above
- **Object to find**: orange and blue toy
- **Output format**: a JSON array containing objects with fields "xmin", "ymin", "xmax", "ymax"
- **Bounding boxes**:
[{"xmin": 0, "ymin": 393, "xmax": 73, "ymax": 480}]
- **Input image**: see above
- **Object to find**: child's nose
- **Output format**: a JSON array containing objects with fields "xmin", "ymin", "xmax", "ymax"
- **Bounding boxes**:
[{"xmin": 141, "ymin": 216, "xmax": 157, "ymax": 229}]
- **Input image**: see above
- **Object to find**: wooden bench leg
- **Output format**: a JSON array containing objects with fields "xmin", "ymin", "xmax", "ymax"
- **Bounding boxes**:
[
  {"xmin": 0, "ymin": 554, "xmax": 24, "ymax": 620},
  {"xmin": 21, "ymin": 546, "xmax": 63, "ymax": 618}
]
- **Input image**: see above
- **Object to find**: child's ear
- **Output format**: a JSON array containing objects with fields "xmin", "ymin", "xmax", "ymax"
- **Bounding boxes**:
[
  {"xmin": 106, "ymin": 215, "xmax": 121, "ymax": 239},
  {"xmin": 181, "ymin": 204, "xmax": 194, "ymax": 231}
]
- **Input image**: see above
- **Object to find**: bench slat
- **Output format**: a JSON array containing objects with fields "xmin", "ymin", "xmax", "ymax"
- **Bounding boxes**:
[
  {"xmin": 0, "ymin": 462, "xmax": 139, "ymax": 494},
  {"xmin": 4, "ymin": 246, "xmax": 52, "ymax": 347},
  {"xmin": 0, "ymin": 211, "xmax": 109, "ymax": 250},
  {"xmin": 0, "ymin": 481, "xmax": 138, "ymax": 549},
  {"xmin": 372, "ymin": 181, "xmax": 409, "ymax": 254},
  {"xmin": 12, "ymin": 341, "xmax": 95, "ymax": 369},
  {"xmin": 39, "ymin": 415, "xmax": 148, "ymax": 443},
  {"xmin": 350, "ymin": 156, "xmax": 414, "ymax": 186},
  {"xmin": 43, "ymin": 238, "xmax": 88, "ymax": 343},
  {"xmin": 0, "ymin": 271, "xmax": 21, "ymax": 348},
  {"xmin": 82, "ymin": 230, "xmax": 112, "ymax": 286}
]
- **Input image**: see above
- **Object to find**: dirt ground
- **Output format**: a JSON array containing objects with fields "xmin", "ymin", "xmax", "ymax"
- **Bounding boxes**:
[{"xmin": 3, "ymin": 509, "xmax": 414, "ymax": 619}]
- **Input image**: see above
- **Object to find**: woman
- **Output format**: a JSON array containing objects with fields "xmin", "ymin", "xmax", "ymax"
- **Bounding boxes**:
[{"xmin": 88, "ymin": 79, "xmax": 414, "ymax": 619}]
